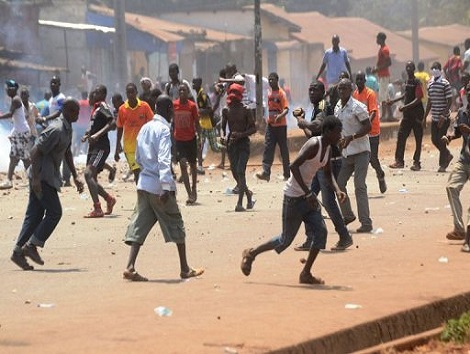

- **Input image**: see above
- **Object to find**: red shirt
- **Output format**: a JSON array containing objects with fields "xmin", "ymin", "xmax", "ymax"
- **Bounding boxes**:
[
  {"xmin": 173, "ymin": 99, "xmax": 199, "ymax": 141},
  {"xmin": 267, "ymin": 88, "xmax": 288, "ymax": 127},
  {"xmin": 377, "ymin": 45, "xmax": 391, "ymax": 78}
]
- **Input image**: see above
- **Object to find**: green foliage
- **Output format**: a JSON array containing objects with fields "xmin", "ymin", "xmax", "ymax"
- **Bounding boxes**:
[{"xmin": 441, "ymin": 311, "xmax": 470, "ymax": 344}]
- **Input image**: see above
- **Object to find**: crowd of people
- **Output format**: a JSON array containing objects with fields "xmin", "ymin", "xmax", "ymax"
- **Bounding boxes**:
[{"xmin": 2, "ymin": 33, "xmax": 470, "ymax": 284}]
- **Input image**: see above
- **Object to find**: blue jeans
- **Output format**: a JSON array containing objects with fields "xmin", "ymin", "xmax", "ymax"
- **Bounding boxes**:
[
  {"xmin": 307, "ymin": 158, "xmax": 350, "ymax": 243},
  {"xmin": 262, "ymin": 125, "xmax": 290, "ymax": 179},
  {"xmin": 271, "ymin": 195, "xmax": 327, "ymax": 253},
  {"xmin": 228, "ymin": 137, "xmax": 250, "ymax": 195},
  {"xmin": 337, "ymin": 151, "xmax": 373, "ymax": 228},
  {"xmin": 14, "ymin": 181, "xmax": 62, "ymax": 252}
]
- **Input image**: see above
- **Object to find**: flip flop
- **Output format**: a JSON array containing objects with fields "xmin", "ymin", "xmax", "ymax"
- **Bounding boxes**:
[
  {"xmin": 299, "ymin": 272, "xmax": 325, "ymax": 285},
  {"xmin": 123, "ymin": 270, "xmax": 148, "ymax": 282},
  {"xmin": 180, "ymin": 268, "xmax": 204, "ymax": 279}
]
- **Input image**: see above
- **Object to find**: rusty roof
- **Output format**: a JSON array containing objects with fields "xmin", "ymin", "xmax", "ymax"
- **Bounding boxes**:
[
  {"xmin": 91, "ymin": 5, "xmax": 248, "ymax": 43},
  {"xmin": 244, "ymin": 3, "xmax": 301, "ymax": 33},
  {"xmin": 0, "ymin": 57, "xmax": 66, "ymax": 72},
  {"xmin": 397, "ymin": 24, "xmax": 470, "ymax": 47}
]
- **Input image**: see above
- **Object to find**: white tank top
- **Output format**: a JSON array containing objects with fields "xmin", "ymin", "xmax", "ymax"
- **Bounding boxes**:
[
  {"xmin": 283, "ymin": 136, "xmax": 330, "ymax": 198},
  {"xmin": 11, "ymin": 100, "xmax": 30, "ymax": 135}
]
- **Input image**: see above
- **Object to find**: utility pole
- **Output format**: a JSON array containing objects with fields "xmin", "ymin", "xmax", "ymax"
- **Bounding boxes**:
[
  {"xmin": 114, "ymin": 0, "xmax": 127, "ymax": 91},
  {"xmin": 411, "ymin": 0, "xmax": 419, "ymax": 63},
  {"xmin": 254, "ymin": 0, "xmax": 263, "ymax": 130}
]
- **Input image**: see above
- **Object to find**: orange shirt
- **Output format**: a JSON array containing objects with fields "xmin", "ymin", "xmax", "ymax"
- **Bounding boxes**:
[
  {"xmin": 117, "ymin": 98, "xmax": 154, "ymax": 152},
  {"xmin": 377, "ymin": 45, "xmax": 391, "ymax": 78},
  {"xmin": 267, "ymin": 88, "xmax": 289, "ymax": 127},
  {"xmin": 353, "ymin": 87, "xmax": 380, "ymax": 136}
]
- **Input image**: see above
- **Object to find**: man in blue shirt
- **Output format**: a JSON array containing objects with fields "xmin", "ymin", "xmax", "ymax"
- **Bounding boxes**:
[{"xmin": 316, "ymin": 35, "xmax": 352, "ymax": 87}]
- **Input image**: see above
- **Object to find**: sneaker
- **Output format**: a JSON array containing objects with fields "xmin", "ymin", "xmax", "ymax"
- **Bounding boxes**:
[
  {"xmin": 11, "ymin": 251, "xmax": 34, "ymax": 270},
  {"xmin": 196, "ymin": 166, "xmax": 205, "ymax": 175},
  {"xmin": 241, "ymin": 248, "xmax": 255, "ymax": 276},
  {"xmin": 343, "ymin": 216, "xmax": 356, "ymax": 226},
  {"xmin": 461, "ymin": 243, "xmax": 470, "ymax": 253},
  {"xmin": 294, "ymin": 243, "xmax": 311, "ymax": 251},
  {"xmin": 105, "ymin": 196, "xmax": 116, "ymax": 215},
  {"xmin": 331, "ymin": 238, "xmax": 353, "ymax": 251},
  {"xmin": 410, "ymin": 162, "xmax": 421, "ymax": 171},
  {"xmin": 255, "ymin": 171, "xmax": 270, "ymax": 182},
  {"xmin": 378, "ymin": 178, "xmax": 387, "ymax": 194},
  {"xmin": 389, "ymin": 161, "xmax": 404, "ymax": 169},
  {"xmin": 356, "ymin": 225, "xmax": 373, "ymax": 233},
  {"xmin": 0, "ymin": 180, "xmax": 13, "ymax": 190},
  {"xmin": 22, "ymin": 244, "xmax": 44, "ymax": 265},
  {"xmin": 108, "ymin": 166, "xmax": 117, "ymax": 183}
]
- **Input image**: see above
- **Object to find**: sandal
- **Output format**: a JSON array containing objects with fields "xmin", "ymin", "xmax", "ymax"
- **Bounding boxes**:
[
  {"xmin": 84, "ymin": 209, "xmax": 104, "ymax": 218},
  {"xmin": 240, "ymin": 248, "xmax": 254, "ymax": 276},
  {"xmin": 446, "ymin": 230, "xmax": 465, "ymax": 240},
  {"xmin": 105, "ymin": 197, "xmax": 116, "ymax": 215},
  {"xmin": 180, "ymin": 267, "xmax": 204, "ymax": 279},
  {"xmin": 123, "ymin": 270, "xmax": 148, "ymax": 282},
  {"xmin": 299, "ymin": 272, "xmax": 325, "ymax": 285}
]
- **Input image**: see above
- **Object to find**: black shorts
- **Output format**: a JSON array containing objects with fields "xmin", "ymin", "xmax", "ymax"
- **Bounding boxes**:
[
  {"xmin": 175, "ymin": 138, "xmax": 197, "ymax": 163},
  {"xmin": 87, "ymin": 147, "xmax": 110, "ymax": 172}
]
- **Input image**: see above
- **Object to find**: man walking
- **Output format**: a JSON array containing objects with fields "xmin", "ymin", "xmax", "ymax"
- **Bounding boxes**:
[
  {"xmin": 122, "ymin": 95, "xmax": 204, "ymax": 281},
  {"xmin": 256, "ymin": 72, "xmax": 290, "ymax": 182},
  {"xmin": 424, "ymin": 61, "xmax": 453, "ymax": 172},
  {"xmin": 336, "ymin": 79, "xmax": 373, "ymax": 233},
  {"xmin": 10, "ymin": 98, "xmax": 84, "ymax": 270},
  {"xmin": 388, "ymin": 61, "xmax": 425, "ymax": 171}
]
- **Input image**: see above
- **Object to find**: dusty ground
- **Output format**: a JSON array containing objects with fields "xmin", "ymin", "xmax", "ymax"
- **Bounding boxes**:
[{"xmin": 1, "ymin": 130, "xmax": 470, "ymax": 354}]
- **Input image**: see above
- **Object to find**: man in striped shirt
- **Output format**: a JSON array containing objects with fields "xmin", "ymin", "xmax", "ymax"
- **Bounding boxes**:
[{"xmin": 424, "ymin": 61, "xmax": 453, "ymax": 172}]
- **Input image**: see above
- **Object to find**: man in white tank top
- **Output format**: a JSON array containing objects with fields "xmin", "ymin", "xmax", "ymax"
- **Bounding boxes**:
[
  {"xmin": 240, "ymin": 116, "xmax": 345, "ymax": 285},
  {"xmin": 0, "ymin": 80, "xmax": 32, "ymax": 189}
]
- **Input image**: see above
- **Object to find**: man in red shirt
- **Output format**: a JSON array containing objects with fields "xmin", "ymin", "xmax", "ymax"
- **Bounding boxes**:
[
  {"xmin": 173, "ymin": 84, "xmax": 201, "ymax": 204},
  {"xmin": 373, "ymin": 32, "xmax": 393, "ymax": 121},
  {"xmin": 443, "ymin": 46, "xmax": 463, "ymax": 111},
  {"xmin": 353, "ymin": 72, "xmax": 386, "ymax": 194},
  {"xmin": 256, "ymin": 72, "xmax": 290, "ymax": 182}
]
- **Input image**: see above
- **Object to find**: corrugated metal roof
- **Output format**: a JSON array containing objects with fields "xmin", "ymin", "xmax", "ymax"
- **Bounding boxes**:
[
  {"xmin": 0, "ymin": 57, "xmax": 65, "ymax": 72},
  {"xmin": 90, "ymin": 5, "xmax": 247, "ymax": 43},
  {"xmin": 397, "ymin": 24, "xmax": 470, "ymax": 47},
  {"xmin": 244, "ymin": 3, "xmax": 301, "ymax": 33},
  {"xmin": 39, "ymin": 19, "xmax": 115, "ymax": 33}
]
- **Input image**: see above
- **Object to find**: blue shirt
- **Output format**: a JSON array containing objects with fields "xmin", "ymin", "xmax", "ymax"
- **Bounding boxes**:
[
  {"xmin": 135, "ymin": 114, "xmax": 176, "ymax": 195},
  {"xmin": 322, "ymin": 47, "xmax": 349, "ymax": 86},
  {"xmin": 365, "ymin": 74, "xmax": 379, "ymax": 93}
]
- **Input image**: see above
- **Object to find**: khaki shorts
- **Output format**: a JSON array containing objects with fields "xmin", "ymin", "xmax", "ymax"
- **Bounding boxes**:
[
  {"xmin": 378, "ymin": 76, "xmax": 390, "ymax": 103},
  {"xmin": 124, "ymin": 151, "xmax": 140, "ymax": 171},
  {"xmin": 124, "ymin": 190, "xmax": 186, "ymax": 245}
]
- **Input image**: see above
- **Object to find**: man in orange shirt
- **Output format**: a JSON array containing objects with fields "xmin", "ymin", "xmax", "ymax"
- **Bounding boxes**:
[
  {"xmin": 353, "ymin": 71, "xmax": 387, "ymax": 193},
  {"xmin": 115, "ymin": 82, "xmax": 154, "ymax": 184},
  {"xmin": 373, "ymin": 32, "xmax": 393, "ymax": 121},
  {"xmin": 256, "ymin": 72, "xmax": 290, "ymax": 181}
]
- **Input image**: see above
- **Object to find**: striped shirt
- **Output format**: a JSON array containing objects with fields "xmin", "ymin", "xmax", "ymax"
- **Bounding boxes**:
[{"xmin": 427, "ymin": 76, "xmax": 452, "ymax": 121}]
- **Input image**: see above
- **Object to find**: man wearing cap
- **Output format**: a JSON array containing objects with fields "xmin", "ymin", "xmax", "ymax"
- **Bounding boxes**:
[{"xmin": 0, "ymin": 80, "xmax": 32, "ymax": 189}]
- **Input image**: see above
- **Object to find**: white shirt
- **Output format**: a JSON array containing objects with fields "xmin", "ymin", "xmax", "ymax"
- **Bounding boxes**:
[
  {"xmin": 49, "ymin": 93, "xmax": 66, "ymax": 115},
  {"xmin": 11, "ymin": 99, "xmax": 30, "ymax": 135},
  {"xmin": 335, "ymin": 96, "xmax": 370, "ymax": 157},
  {"xmin": 136, "ymin": 114, "xmax": 176, "ymax": 195}
]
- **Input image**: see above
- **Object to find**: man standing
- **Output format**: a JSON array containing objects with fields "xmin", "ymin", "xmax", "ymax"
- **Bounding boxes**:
[
  {"xmin": 388, "ymin": 61, "xmax": 424, "ymax": 171},
  {"xmin": 353, "ymin": 71, "xmax": 387, "ymax": 193},
  {"xmin": 164, "ymin": 63, "xmax": 193, "ymax": 101},
  {"xmin": 256, "ymin": 72, "xmax": 290, "ymax": 182},
  {"xmin": 316, "ymin": 35, "xmax": 352, "ymax": 88},
  {"xmin": 173, "ymin": 84, "xmax": 200, "ymax": 205},
  {"xmin": 192, "ymin": 77, "xmax": 220, "ymax": 175},
  {"xmin": 373, "ymin": 32, "xmax": 393, "ymax": 122},
  {"xmin": 221, "ymin": 84, "xmax": 256, "ymax": 212},
  {"xmin": 82, "ymin": 85, "xmax": 117, "ymax": 218},
  {"xmin": 10, "ymin": 98, "xmax": 84, "ymax": 270},
  {"xmin": 462, "ymin": 38, "xmax": 470, "ymax": 75},
  {"xmin": 444, "ymin": 85, "xmax": 470, "ymax": 243},
  {"xmin": 122, "ymin": 95, "xmax": 204, "ymax": 281},
  {"xmin": 240, "ymin": 116, "xmax": 345, "ymax": 284},
  {"xmin": 0, "ymin": 80, "xmax": 32, "ymax": 190},
  {"xmin": 365, "ymin": 67, "xmax": 379, "ymax": 93},
  {"xmin": 336, "ymin": 79, "xmax": 373, "ymax": 233},
  {"xmin": 424, "ymin": 61, "xmax": 453, "ymax": 172},
  {"xmin": 415, "ymin": 61, "xmax": 430, "ymax": 109},
  {"xmin": 293, "ymin": 80, "xmax": 353, "ymax": 251},
  {"xmin": 115, "ymin": 83, "xmax": 154, "ymax": 183}
]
